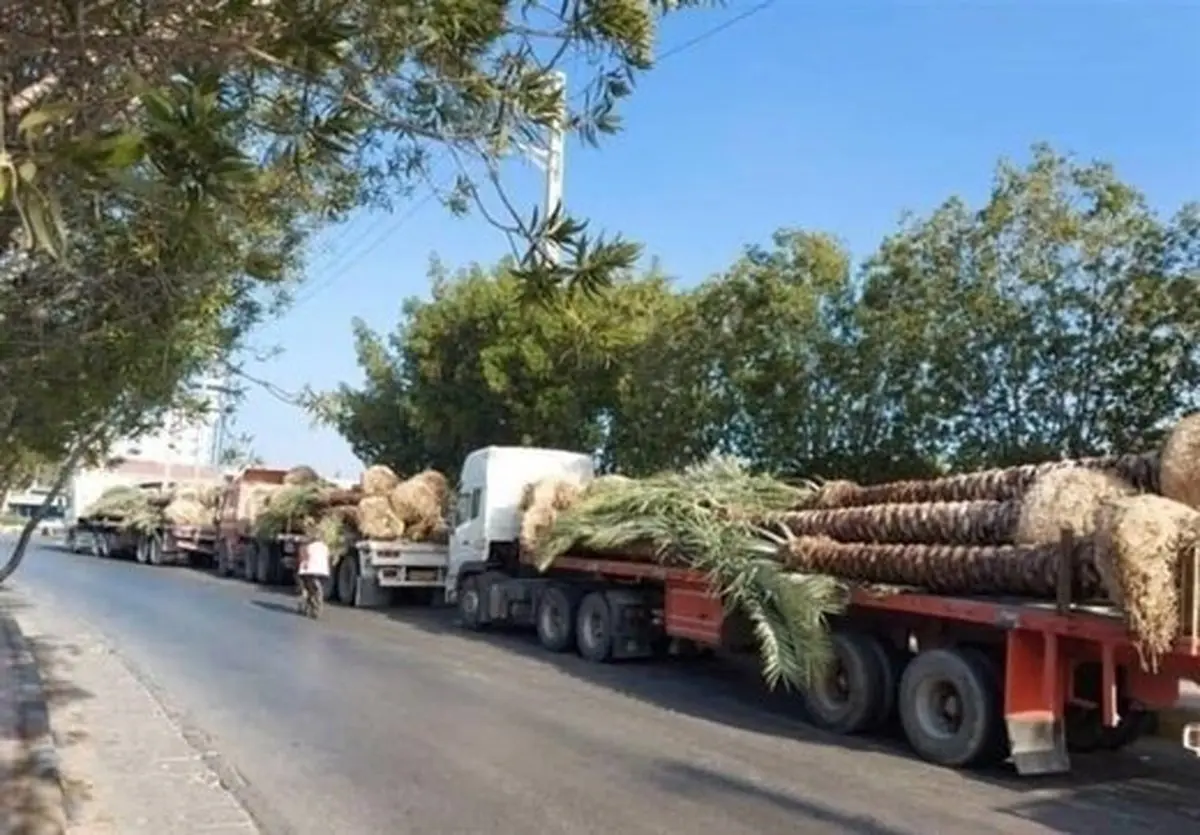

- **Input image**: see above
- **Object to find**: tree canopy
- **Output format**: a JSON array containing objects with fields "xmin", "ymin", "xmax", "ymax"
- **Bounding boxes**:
[
  {"xmin": 0, "ymin": 0, "xmax": 708, "ymax": 575},
  {"xmin": 322, "ymin": 146, "xmax": 1200, "ymax": 483}
]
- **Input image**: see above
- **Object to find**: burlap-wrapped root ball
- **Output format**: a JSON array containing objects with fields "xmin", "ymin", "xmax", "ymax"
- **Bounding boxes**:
[
  {"xmin": 361, "ymin": 465, "xmax": 400, "ymax": 497},
  {"xmin": 1015, "ymin": 466, "xmax": 1135, "ymax": 545},
  {"xmin": 1161, "ymin": 413, "xmax": 1200, "ymax": 510},
  {"xmin": 519, "ymin": 479, "xmax": 583, "ymax": 553}
]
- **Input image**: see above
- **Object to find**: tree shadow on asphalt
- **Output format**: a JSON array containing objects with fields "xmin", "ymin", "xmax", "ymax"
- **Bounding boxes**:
[
  {"xmin": 0, "ymin": 593, "xmax": 94, "ymax": 832},
  {"xmin": 375, "ymin": 603, "xmax": 1200, "ymax": 835}
]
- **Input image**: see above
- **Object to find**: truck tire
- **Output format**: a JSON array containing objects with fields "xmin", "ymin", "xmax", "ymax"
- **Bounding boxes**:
[
  {"xmin": 135, "ymin": 536, "xmax": 149, "ymax": 564},
  {"xmin": 801, "ymin": 631, "xmax": 887, "ymax": 735},
  {"xmin": 147, "ymin": 535, "xmax": 163, "ymax": 566},
  {"xmin": 216, "ymin": 541, "xmax": 230, "ymax": 577},
  {"xmin": 335, "ymin": 554, "xmax": 359, "ymax": 606},
  {"xmin": 866, "ymin": 636, "xmax": 909, "ymax": 728},
  {"xmin": 536, "ymin": 586, "xmax": 579, "ymax": 653},
  {"xmin": 575, "ymin": 591, "xmax": 614, "ymax": 662},
  {"xmin": 898, "ymin": 647, "xmax": 1003, "ymax": 768},
  {"xmin": 457, "ymin": 573, "xmax": 484, "ymax": 630}
]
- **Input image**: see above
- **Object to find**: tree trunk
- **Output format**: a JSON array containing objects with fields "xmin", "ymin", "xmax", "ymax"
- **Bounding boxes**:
[
  {"xmin": 810, "ymin": 453, "xmax": 1158, "ymax": 508},
  {"xmin": 780, "ymin": 535, "xmax": 1102, "ymax": 599},
  {"xmin": 782, "ymin": 500, "xmax": 1020, "ymax": 546},
  {"xmin": 0, "ymin": 434, "xmax": 94, "ymax": 584}
]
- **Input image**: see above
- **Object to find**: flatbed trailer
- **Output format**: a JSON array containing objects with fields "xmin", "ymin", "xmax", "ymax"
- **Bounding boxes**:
[{"xmin": 453, "ymin": 543, "xmax": 1200, "ymax": 776}]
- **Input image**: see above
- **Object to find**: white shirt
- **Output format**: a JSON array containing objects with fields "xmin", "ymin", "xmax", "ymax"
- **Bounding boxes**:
[{"xmin": 299, "ymin": 540, "xmax": 331, "ymax": 577}]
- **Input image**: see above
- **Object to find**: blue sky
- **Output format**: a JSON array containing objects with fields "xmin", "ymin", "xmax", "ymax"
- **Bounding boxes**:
[{"xmin": 234, "ymin": 0, "xmax": 1200, "ymax": 478}]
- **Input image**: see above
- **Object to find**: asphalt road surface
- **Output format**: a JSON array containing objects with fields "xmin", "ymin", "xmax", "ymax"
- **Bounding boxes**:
[{"xmin": 12, "ymin": 541, "xmax": 1200, "ymax": 835}]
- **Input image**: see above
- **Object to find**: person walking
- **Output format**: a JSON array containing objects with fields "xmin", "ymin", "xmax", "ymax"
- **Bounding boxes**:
[{"xmin": 297, "ymin": 534, "xmax": 331, "ymax": 619}]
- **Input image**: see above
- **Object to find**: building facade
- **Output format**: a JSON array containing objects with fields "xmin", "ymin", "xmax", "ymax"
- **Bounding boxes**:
[{"xmin": 110, "ymin": 372, "xmax": 232, "ymax": 469}]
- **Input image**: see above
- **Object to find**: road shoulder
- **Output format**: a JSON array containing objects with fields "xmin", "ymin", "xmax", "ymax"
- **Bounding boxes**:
[{"xmin": 0, "ymin": 587, "xmax": 260, "ymax": 834}]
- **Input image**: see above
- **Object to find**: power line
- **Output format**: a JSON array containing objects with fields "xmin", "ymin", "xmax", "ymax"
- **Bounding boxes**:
[
  {"xmin": 657, "ymin": 0, "xmax": 777, "ymax": 62},
  {"xmin": 291, "ymin": 1, "xmax": 777, "ymax": 309}
]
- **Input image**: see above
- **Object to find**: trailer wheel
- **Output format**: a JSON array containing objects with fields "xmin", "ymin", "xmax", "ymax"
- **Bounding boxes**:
[
  {"xmin": 866, "ymin": 637, "xmax": 909, "ymax": 728},
  {"xmin": 147, "ymin": 535, "xmax": 163, "ymax": 566},
  {"xmin": 457, "ymin": 574, "xmax": 484, "ymax": 630},
  {"xmin": 802, "ymin": 631, "xmax": 886, "ymax": 735},
  {"xmin": 336, "ymin": 553, "xmax": 359, "ymax": 606},
  {"xmin": 135, "ymin": 536, "xmax": 149, "ymax": 564},
  {"xmin": 576, "ymin": 591, "xmax": 615, "ymax": 662},
  {"xmin": 536, "ymin": 586, "xmax": 579, "ymax": 653},
  {"xmin": 899, "ymin": 647, "xmax": 1003, "ymax": 768}
]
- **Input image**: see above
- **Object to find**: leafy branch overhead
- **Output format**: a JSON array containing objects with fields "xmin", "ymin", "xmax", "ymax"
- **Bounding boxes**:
[{"xmin": 1, "ymin": 0, "xmax": 706, "ymax": 291}]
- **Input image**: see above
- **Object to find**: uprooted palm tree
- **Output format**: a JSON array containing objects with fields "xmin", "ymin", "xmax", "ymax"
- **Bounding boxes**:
[{"xmin": 535, "ymin": 456, "xmax": 848, "ymax": 691}]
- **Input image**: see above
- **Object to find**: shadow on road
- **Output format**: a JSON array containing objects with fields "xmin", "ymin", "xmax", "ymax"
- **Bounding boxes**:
[{"xmin": 373, "ymin": 603, "xmax": 1200, "ymax": 835}]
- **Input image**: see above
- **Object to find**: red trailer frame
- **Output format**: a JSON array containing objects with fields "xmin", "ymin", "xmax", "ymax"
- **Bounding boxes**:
[{"xmin": 550, "ymin": 549, "xmax": 1200, "ymax": 774}]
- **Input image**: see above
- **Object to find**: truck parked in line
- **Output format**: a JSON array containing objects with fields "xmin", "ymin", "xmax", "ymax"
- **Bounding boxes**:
[
  {"xmin": 215, "ymin": 466, "xmax": 290, "ymax": 581},
  {"xmin": 436, "ymin": 445, "xmax": 1200, "ymax": 776}
]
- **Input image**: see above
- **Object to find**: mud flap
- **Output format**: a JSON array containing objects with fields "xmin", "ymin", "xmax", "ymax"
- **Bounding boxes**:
[
  {"xmin": 1007, "ymin": 716, "xmax": 1070, "ymax": 775},
  {"xmin": 1185, "ymin": 723, "xmax": 1200, "ymax": 756},
  {"xmin": 354, "ymin": 575, "xmax": 391, "ymax": 608}
]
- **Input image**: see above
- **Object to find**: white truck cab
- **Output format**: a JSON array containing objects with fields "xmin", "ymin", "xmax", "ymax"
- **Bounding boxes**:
[{"xmin": 445, "ymin": 446, "xmax": 594, "ymax": 603}]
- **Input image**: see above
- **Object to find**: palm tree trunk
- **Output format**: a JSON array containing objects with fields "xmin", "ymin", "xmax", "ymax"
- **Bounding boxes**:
[
  {"xmin": 782, "ymin": 500, "xmax": 1020, "ymax": 546},
  {"xmin": 780, "ymin": 535, "xmax": 1102, "ymax": 599},
  {"xmin": 811, "ymin": 453, "xmax": 1157, "ymax": 508}
]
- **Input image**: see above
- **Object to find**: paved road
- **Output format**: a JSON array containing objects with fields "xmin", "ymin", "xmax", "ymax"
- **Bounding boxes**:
[{"xmin": 12, "ymin": 542, "xmax": 1200, "ymax": 835}]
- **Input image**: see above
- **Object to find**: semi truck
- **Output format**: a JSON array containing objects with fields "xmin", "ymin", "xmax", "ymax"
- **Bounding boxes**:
[
  {"xmin": 442, "ymin": 445, "xmax": 1200, "ymax": 776},
  {"xmin": 68, "ymin": 478, "xmax": 223, "ymax": 567}
]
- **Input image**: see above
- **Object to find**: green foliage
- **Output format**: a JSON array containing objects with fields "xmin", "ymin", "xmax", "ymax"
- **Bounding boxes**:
[
  {"xmin": 537, "ymin": 456, "xmax": 844, "ymax": 690},
  {"xmin": 323, "ymin": 144, "xmax": 1200, "ymax": 486},
  {"xmin": 1, "ymin": 0, "xmax": 708, "ymax": 547},
  {"xmin": 253, "ymin": 483, "xmax": 325, "ymax": 540},
  {"xmin": 313, "ymin": 256, "xmax": 680, "ymax": 477},
  {"xmin": 82, "ymin": 486, "xmax": 162, "ymax": 534}
]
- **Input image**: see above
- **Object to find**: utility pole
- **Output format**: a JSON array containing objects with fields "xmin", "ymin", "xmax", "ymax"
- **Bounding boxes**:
[{"xmin": 519, "ymin": 70, "xmax": 566, "ymax": 266}]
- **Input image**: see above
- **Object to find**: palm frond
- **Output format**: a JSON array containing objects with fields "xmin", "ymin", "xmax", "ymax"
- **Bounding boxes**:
[{"xmin": 535, "ymin": 454, "xmax": 844, "ymax": 690}]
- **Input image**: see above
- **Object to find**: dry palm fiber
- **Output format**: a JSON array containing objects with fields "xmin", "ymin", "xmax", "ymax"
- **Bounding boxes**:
[
  {"xmin": 408, "ymin": 516, "xmax": 450, "ymax": 544},
  {"xmin": 537, "ymin": 455, "xmax": 842, "ymax": 691},
  {"xmin": 84, "ymin": 486, "xmax": 160, "ymax": 533},
  {"xmin": 519, "ymin": 478, "xmax": 584, "ymax": 553},
  {"xmin": 1094, "ymin": 495, "xmax": 1200, "ymax": 667},
  {"xmin": 241, "ymin": 484, "xmax": 279, "ymax": 523},
  {"xmin": 782, "ymin": 500, "xmax": 1020, "ymax": 546},
  {"xmin": 361, "ymin": 465, "xmax": 400, "ymax": 497},
  {"xmin": 314, "ymin": 507, "xmax": 359, "ymax": 566},
  {"xmin": 253, "ymin": 483, "xmax": 323, "ymax": 539},
  {"xmin": 779, "ymin": 535, "xmax": 1103, "ymax": 599},
  {"xmin": 283, "ymin": 465, "xmax": 320, "ymax": 486},
  {"xmin": 804, "ymin": 453, "xmax": 1159, "ymax": 509},
  {"xmin": 1015, "ymin": 467, "xmax": 1135, "ymax": 545},
  {"xmin": 1160, "ymin": 414, "xmax": 1200, "ymax": 510},
  {"xmin": 358, "ymin": 495, "xmax": 405, "ymax": 540},
  {"xmin": 319, "ymin": 487, "xmax": 362, "ymax": 508},
  {"xmin": 162, "ymin": 498, "xmax": 214, "ymax": 527},
  {"xmin": 812, "ymin": 480, "xmax": 861, "ymax": 509},
  {"xmin": 388, "ymin": 470, "xmax": 449, "ymax": 528}
]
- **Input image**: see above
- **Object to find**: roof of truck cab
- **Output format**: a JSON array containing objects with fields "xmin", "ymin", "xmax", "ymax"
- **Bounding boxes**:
[{"xmin": 464, "ymin": 445, "xmax": 592, "ymax": 462}]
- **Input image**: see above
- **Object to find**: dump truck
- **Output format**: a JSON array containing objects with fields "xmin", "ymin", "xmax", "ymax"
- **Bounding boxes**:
[{"xmin": 443, "ymin": 445, "xmax": 1200, "ymax": 776}]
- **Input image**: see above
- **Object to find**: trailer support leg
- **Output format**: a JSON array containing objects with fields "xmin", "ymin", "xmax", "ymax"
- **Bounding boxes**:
[{"xmin": 1004, "ymin": 628, "xmax": 1070, "ymax": 776}]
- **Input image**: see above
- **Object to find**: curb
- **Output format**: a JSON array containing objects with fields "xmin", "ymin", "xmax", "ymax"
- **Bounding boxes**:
[{"xmin": 1, "ymin": 612, "xmax": 68, "ymax": 834}]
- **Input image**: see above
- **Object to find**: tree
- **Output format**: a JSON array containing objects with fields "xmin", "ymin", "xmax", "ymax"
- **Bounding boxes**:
[
  {"xmin": 314, "ymin": 257, "xmax": 679, "ymax": 477},
  {"xmin": 2, "ymin": 0, "xmax": 706, "ymax": 288},
  {"xmin": 859, "ymin": 145, "xmax": 1200, "ymax": 470},
  {"xmin": 0, "ymin": 0, "xmax": 710, "ymax": 578}
]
